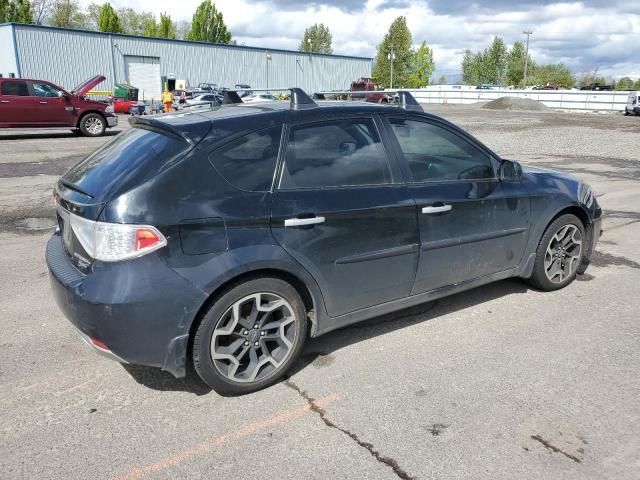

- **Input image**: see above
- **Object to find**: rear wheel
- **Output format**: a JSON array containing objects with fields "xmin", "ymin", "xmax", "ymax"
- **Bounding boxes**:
[
  {"xmin": 79, "ymin": 113, "xmax": 106, "ymax": 137},
  {"xmin": 528, "ymin": 214, "xmax": 585, "ymax": 291},
  {"xmin": 193, "ymin": 278, "xmax": 307, "ymax": 395}
]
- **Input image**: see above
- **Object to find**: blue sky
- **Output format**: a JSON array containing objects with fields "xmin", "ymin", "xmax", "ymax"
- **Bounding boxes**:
[{"xmin": 86, "ymin": 0, "xmax": 640, "ymax": 80}]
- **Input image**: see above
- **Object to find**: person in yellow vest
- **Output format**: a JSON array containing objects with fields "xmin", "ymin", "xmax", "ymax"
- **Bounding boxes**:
[{"xmin": 162, "ymin": 89, "xmax": 173, "ymax": 113}]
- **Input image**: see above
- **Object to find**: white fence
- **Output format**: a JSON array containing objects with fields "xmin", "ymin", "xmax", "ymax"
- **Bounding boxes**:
[{"xmin": 406, "ymin": 88, "xmax": 629, "ymax": 112}]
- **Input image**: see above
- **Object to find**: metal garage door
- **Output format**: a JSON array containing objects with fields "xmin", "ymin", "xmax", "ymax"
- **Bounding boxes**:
[{"xmin": 125, "ymin": 56, "xmax": 161, "ymax": 101}]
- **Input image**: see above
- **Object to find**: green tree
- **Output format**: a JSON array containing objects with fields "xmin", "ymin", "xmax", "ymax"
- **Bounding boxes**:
[
  {"xmin": 634, "ymin": 79, "xmax": 640, "ymax": 90},
  {"xmin": 406, "ymin": 41, "xmax": 435, "ymax": 88},
  {"xmin": 97, "ymin": 3, "xmax": 122, "ymax": 33},
  {"xmin": 506, "ymin": 41, "xmax": 533, "ymax": 87},
  {"xmin": 577, "ymin": 72, "xmax": 607, "ymax": 88},
  {"xmin": 530, "ymin": 64, "xmax": 576, "ymax": 88},
  {"xmin": 49, "ymin": 0, "xmax": 85, "ymax": 28},
  {"xmin": 1, "ymin": 0, "xmax": 33, "ymax": 23},
  {"xmin": 372, "ymin": 16, "xmax": 413, "ymax": 88},
  {"xmin": 115, "ymin": 7, "xmax": 155, "ymax": 35},
  {"xmin": 142, "ymin": 17, "xmax": 157, "ymax": 36},
  {"xmin": 154, "ymin": 12, "xmax": 176, "ymax": 38},
  {"xmin": 615, "ymin": 77, "xmax": 634, "ymax": 91},
  {"xmin": 437, "ymin": 75, "xmax": 446, "ymax": 85},
  {"xmin": 299, "ymin": 23, "xmax": 332, "ymax": 54},
  {"xmin": 461, "ymin": 49, "xmax": 479, "ymax": 85},
  {"xmin": 186, "ymin": 0, "xmax": 231, "ymax": 43},
  {"xmin": 484, "ymin": 36, "xmax": 507, "ymax": 85}
]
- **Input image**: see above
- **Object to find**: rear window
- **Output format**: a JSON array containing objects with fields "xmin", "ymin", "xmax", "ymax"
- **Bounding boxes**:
[
  {"xmin": 1, "ymin": 81, "xmax": 29, "ymax": 96},
  {"xmin": 209, "ymin": 125, "xmax": 282, "ymax": 192},
  {"xmin": 62, "ymin": 127, "xmax": 191, "ymax": 201}
]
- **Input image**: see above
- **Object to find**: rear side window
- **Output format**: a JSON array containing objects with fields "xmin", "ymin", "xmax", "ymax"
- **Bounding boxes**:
[
  {"xmin": 62, "ymin": 127, "xmax": 191, "ymax": 201},
  {"xmin": 209, "ymin": 125, "xmax": 282, "ymax": 192},
  {"xmin": 1, "ymin": 81, "xmax": 29, "ymax": 96},
  {"xmin": 280, "ymin": 118, "xmax": 391, "ymax": 189},
  {"xmin": 389, "ymin": 118, "xmax": 494, "ymax": 182}
]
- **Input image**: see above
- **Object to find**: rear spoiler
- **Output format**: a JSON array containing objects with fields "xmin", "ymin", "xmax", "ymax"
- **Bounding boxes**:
[{"xmin": 128, "ymin": 116, "xmax": 195, "ymax": 145}]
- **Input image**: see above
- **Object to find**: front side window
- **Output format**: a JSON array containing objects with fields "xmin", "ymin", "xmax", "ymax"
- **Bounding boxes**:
[
  {"xmin": 389, "ymin": 118, "xmax": 494, "ymax": 182},
  {"xmin": 209, "ymin": 125, "xmax": 282, "ymax": 192},
  {"xmin": 1, "ymin": 81, "xmax": 29, "ymax": 96},
  {"xmin": 31, "ymin": 83, "xmax": 61, "ymax": 97},
  {"xmin": 280, "ymin": 118, "xmax": 391, "ymax": 189}
]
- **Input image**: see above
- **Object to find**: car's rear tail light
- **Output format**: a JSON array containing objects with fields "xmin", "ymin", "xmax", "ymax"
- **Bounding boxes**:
[
  {"xmin": 90, "ymin": 337, "xmax": 110, "ymax": 350},
  {"xmin": 69, "ymin": 212, "xmax": 166, "ymax": 262}
]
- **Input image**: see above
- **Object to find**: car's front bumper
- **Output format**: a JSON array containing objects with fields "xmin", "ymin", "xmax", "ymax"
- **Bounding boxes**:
[
  {"xmin": 578, "ymin": 215, "xmax": 602, "ymax": 275},
  {"xmin": 46, "ymin": 233, "xmax": 206, "ymax": 377},
  {"xmin": 106, "ymin": 115, "xmax": 118, "ymax": 127}
]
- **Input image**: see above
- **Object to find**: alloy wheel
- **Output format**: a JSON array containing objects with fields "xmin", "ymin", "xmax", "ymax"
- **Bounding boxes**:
[
  {"xmin": 84, "ymin": 117, "xmax": 103, "ymax": 135},
  {"xmin": 211, "ymin": 292, "xmax": 297, "ymax": 383},
  {"xmin": 543, "ymin": 224, "xmax": 583, "ymax": 283}
]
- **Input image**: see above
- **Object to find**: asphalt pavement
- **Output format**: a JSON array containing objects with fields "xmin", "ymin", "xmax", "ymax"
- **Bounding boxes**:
[{"xmin": 1, "ymin": 106, "xmax": 639, "ymax": 479}]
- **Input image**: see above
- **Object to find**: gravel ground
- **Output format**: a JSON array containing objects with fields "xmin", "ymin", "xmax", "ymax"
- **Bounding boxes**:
[{"xmin": 1, "ymin": 108, "xmax": 639, "ymax": 480}]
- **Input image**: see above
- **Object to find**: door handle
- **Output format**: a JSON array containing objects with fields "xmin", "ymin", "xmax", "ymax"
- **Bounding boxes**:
[
  {"xmin": 39, "ymin": 101, "xmax": 48, "ymax": 104},
  {"xmin": 284, "ymin": 216, "xmax": 325, "ymax": 227},
  {"xmin": 422, "ymin": 204, "xmax": 452, "ymax": 214},
  {"xmin": 0, "ymin": 100, "xmax": 9, "ymax": 103}
]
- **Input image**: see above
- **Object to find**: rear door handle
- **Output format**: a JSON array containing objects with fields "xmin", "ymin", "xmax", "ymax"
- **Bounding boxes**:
[
  {"xmin": 39, "ymin": 101, "xmax": 48, "ymax": 104},
  {"xmin": 0, "ymin": 100, "xmax": 9, "ymax": 103},
  {"xmin": 422, "ymin": 204, "xmax": 452, "ymax": 214},
  {"xmin": 284, "ymin": 216, "xmax": 325, "ymax": 227}
]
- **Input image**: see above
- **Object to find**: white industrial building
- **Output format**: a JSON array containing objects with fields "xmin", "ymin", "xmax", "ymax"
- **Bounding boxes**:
[{"xmin": 0, "ymin": 23, "xmax": 372, "ymax": 100}]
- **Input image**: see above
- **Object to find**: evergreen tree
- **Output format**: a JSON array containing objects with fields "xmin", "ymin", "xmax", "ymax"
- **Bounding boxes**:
[
  {"xmin": 186, "ymin": 0, "xmax": 231, "ymax": 44},
  {"xmin": 372, "ymin": 16, "xmax": 413, "ymax": 88},
  {"xmin": 1, "ymin": 0, "xmax": 33, "ymax": 23},
  {"xmin": 97, "ymin": 2, "xmax": 122, "ymax": 33},
  {"xmin": 298, "ymin": 23, "xmax": 332, "ymax": 54},
  {"xmin": 158, "ymin": 12, "xmax": 176, "ymax": 39},
  {"xmin": 506, "ymin": 41, "xmax": 533, "ymax": 87}
]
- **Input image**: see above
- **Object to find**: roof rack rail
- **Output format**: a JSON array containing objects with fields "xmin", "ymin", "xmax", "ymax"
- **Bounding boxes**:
[
  {"xmin": 313, "ymin": 89, "xmax": 424, "ymax": 112},
  {"xmin": 222, "ymin": 87, "xmax": 318, "ymax": 111}
]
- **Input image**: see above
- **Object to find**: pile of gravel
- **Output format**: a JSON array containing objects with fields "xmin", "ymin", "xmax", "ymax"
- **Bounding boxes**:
[{"xmin": 482, "ymin": 96, "xmax": 549, "ymax": 111}]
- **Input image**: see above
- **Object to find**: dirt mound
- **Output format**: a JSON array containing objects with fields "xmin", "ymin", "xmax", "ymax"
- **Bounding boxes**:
[{"xmin": 482, "ymin": 96, "xmax": 549, "ymax": 111}]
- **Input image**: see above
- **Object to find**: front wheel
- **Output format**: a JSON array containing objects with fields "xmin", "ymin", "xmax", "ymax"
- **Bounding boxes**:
[
  {"xmin": 193, "ymin": 278, "xmax": 308, "ymax": 395},
  {"xmin": 78, "ymin": 113, "xmax": 106, "ymax": 137},
  {"xmin": 528, "ymin": 214, "xmax": 585, "ymax": 291}
]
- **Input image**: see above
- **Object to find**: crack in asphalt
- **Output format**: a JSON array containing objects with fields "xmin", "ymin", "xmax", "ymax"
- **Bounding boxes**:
[
  {"xmin": 530, "ymin": 435, "xmax": 582, "ymax": 463},
  {"xmin": 284, "ymin": 379, "xmax": 415, "ymax": 480}
]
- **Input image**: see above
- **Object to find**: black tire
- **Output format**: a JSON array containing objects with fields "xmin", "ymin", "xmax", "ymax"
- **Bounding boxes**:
[
  {"xmin": 78, "ymin": 113, "xmax": 106, "ymax": 137},
  {"xmin": 193, "ymin": 277, "xmax": 308, "ymax": 395},
  {"xmin": 70, "ymin": 129, "xmax": 82, "ymax": 136},
  {"xmin": 528, "ymin": 214, "xmax": 585, "ymax": 291}
]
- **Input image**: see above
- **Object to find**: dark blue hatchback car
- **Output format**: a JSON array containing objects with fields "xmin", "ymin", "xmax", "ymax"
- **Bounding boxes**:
[{"xmin": 47, "ymin": 89, "xmax": 602, "ymax": 395}]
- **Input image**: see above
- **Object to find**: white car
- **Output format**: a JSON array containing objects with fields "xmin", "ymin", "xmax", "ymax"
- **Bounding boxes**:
[
  {"xmin": 624, "ymin": 91, "xmax": 640, "ymax": 116},
  {"xmin": 242, "ymin": 94, "xmax": 279, "ymax": 104}
]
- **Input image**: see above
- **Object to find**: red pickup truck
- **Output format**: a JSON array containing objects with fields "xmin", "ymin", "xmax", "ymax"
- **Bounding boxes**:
[{"xmin": 0, "ymin": 75, "xmax": 117, "ymax": 136}]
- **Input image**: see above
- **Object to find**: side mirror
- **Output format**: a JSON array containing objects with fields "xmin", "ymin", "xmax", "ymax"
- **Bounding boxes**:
[
  {"xmin": 59, "ymin": 91, "xmax": 71, "ymax": 99},
  {"xmin": 499, "ymin": 159, "xmax": 522, "ymax": 181}
]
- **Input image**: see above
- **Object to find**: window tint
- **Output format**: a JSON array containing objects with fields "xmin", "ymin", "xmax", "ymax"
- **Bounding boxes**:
[
  {"xmin": 209, "ymin": 124, "xmax": 282, "ymax": 192},
  {"xmin": 1, "ymin": 81, "xmax": 29, "ymax": 96},
  {"xmin": 280, "ymin": 118, "xmax": 391, "ymax": 189},
  {"xmin": 32, "ymin": 83, "xmax": 61, "ymax": 97},
  {"xmin": 389, "ymin": 118, "xmax": 494, "ymax": 182}
]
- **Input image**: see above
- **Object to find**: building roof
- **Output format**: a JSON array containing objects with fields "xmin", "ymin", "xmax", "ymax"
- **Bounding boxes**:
[{"xmin": 0, "ymin": 22, "xmax": 372, "ymax": 61}]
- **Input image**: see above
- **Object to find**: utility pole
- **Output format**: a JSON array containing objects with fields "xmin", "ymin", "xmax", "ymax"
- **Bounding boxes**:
[
  {"xmin": 388, "ymin": 50, "xmax": 396, "ymax": 89},
  {"xmin": 523, "ymin": 30, "xmax": 533, "ymax": 88}
]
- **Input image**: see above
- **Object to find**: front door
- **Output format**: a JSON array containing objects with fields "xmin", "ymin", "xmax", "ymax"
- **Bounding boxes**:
[
  {"xmin": 271, "ymin": 116, "xmax": 420, "ymax": 317},
  {"xmin": 383, "ymin": 116, "xmax": 530, "ymax": 294},
  {"xmin": 29, "ymin": 81, "xmax": 75, "ymax": 126}
]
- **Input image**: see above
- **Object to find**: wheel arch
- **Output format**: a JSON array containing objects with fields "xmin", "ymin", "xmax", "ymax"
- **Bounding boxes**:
[
  {"xmin": 76, "ymin": 110, "xmax": 106, "ymax": 127},
  {"xmin": 186, "ymin": 267, "xmax": 319, "ymax": 361}
]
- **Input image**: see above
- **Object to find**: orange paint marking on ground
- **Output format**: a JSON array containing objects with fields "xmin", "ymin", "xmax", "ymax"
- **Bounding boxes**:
[{"xmin": 113, "ymin": 394, "xmax": 339, "ymax": 480}]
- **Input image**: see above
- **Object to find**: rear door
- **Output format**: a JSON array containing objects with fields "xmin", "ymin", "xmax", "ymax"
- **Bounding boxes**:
[
  {"xmin": 383, "ymin": 115, "xmax": 530, "ymax": 294},
  {"xmin": 0, "ymin": 80, "xmax": 35, "ymax": 126},
  {"xmin": 270, "ymin": 115, "xmax": 420, "ymax": 317}
]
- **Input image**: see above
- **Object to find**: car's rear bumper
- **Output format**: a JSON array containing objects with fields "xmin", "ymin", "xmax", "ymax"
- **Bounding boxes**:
[
  {"xmin": 106, "ymin": 115, "xmax": 118, "ymax": 127},
  {"xmin": 46, "ymin": 233, "xmax": 207, "ymax": 377}
]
